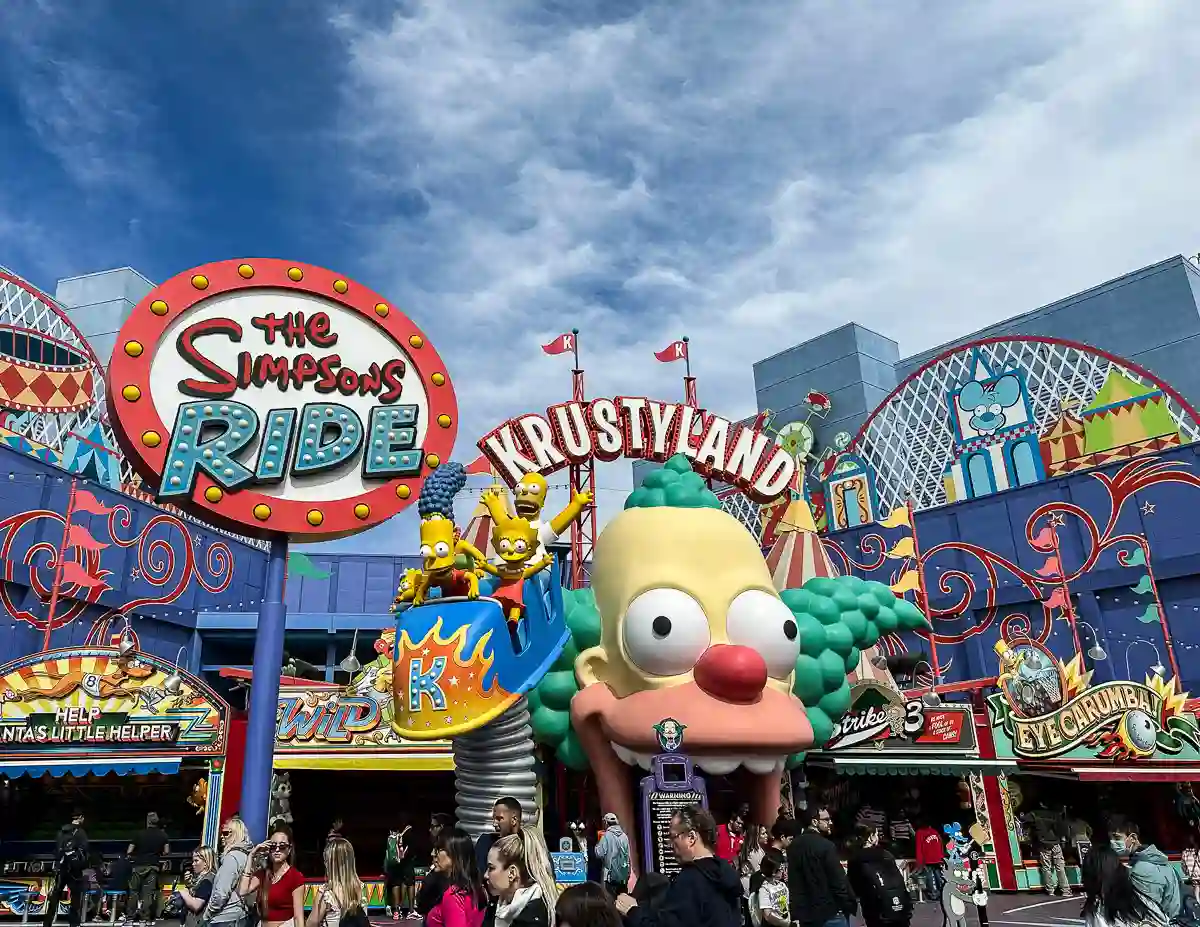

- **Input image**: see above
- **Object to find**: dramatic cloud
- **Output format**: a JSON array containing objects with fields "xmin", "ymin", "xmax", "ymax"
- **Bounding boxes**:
[
  {"xmin": 3, "ymin": 0, "xmax": 1199, "ymax": 554},
  {"xmin": 319, "ymin": 0, "xmax": 1200, "ymax": 549}
]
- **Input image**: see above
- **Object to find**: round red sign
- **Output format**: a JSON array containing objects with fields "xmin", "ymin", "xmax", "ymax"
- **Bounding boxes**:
[{"xmin": 106, "ymin": 258, "xmax": 458, "ymax": 540}]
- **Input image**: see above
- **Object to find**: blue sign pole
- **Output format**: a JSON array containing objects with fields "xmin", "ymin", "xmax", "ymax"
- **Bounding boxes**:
[{"xmin": 239, "ymin": 535, "xmax": 289, "ymax": 841}]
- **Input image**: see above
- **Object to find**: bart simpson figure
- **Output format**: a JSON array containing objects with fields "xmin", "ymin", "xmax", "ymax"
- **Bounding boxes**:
[
  {"xmin": 482, "ymin": 473, "xmax": 592, "ymax": 560},
  {"xmin": 474, "ymin": 512, "xmax": 553, "ymax": 627},
  {"xmin": 392, "ymin": 568, "xmax": 422, "ymax": 610}
]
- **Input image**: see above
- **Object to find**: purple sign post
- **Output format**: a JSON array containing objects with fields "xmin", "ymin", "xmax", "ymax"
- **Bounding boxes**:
[{"xmin": 639, "ymin": 718, "xmax": 708, "ymax": 876}]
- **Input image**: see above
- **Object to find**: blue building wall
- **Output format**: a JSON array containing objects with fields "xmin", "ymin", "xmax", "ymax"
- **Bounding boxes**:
[
  {"xmin": 55, "ymin": 267, "xmax": 154, "ymax": 370},
  {"xmin": 752, "ymin": 256, "xmax": 1200, "ymax": 456},
  {"xmin": 825, "ymin": 442, "xmax": 1200, "ymax": 694}
]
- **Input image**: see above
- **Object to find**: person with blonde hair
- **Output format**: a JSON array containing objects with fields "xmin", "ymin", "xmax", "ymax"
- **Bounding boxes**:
[
  {"xmin": 177, "ymin": 846, "xmax": 218, "ymax": 927},
  {"xmin": 483, "ymin": 830, "xmax": 558, "ymax": 927},
  {"xmin": 200, "ymin": 818, "xmax": 253, "ymax": 927},
  {"xmin": 307, "ymin": 837, "xmax": 366, "ymax": 927}
]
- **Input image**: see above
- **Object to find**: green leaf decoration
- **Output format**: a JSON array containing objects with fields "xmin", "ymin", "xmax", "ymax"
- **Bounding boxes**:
[
  {"xmin": 530, "ymin": 573, "xmax": 930, "ymax": 767},
  {"xmin": 1136, "ymin": 603, "xmax": 1159, "ymax": 624},
  {"xmin": 287, "ymin": 552, "xmax": 329, "ymax": 580},
  {"xmin": 1130, "ymin": 575, "xmax": 1153, "ymax": 596},
  {"xmin": 1123, "ymin": 547, "xmax": 1147, "ymax": 567}
]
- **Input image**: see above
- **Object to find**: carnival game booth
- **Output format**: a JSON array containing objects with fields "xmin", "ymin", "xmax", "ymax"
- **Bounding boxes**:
[
  {"xmin": 803, "ymin": 677, "xmax": 1017, "ymax": 894},
  {"xmin": 0, "ymin": 647, "xmax": 228, "ymax": 921},
  {"xmin": 984, "ymin": 637, "xmax": 1200, "ymax": 891},
  {"xmin": 219, "ymin": 628, "xmax": 455, "ymax": 911}
]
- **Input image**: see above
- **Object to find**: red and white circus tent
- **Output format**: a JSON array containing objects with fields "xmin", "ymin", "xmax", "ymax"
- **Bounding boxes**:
[
  {"xmin": 763, "ymin": 496, "xmax": 897, "ymax": 687},
  {"xmin": 764, "ymin": 497, "xmax": 836, "ymax": 590}
]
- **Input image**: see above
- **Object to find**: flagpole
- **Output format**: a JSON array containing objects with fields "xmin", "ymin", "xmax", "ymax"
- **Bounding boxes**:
[
  {"xmin": 571, "ymin": 327, "xmax": 580, "ymax": 371},
  {"xmin": 906, "ymin": 496, "xmax": 940, "ymax": 687},
  {"xmin": 682, "ymin": 336, "xmax": 698, "ymax": 408},
  {"xmin": 42, "ymin": 479, "xmax": 77, "ymax": 653},
  {"xmin": 1049, "ymin": 520, "xmax": 1082, "ymax": 657}
]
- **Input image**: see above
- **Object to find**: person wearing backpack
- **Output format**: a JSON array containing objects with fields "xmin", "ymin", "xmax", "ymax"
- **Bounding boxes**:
[
  {"xmin": 593, "ymin": 813, "xmax": 631, "ymax": 898},
  {"xmin": 846, "ymin": 826, "xmax": 912, "ymax": 927},
  {"xmin": 44, "ymin": 809, "xmax": 89, "ymax": 927}
]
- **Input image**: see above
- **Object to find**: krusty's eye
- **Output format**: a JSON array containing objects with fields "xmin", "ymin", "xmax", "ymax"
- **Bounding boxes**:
[
  {"xmin": 726, "ymin": 589, "xmax": 801, "ymax": 678},
  {"xmin": 434, "ymin": 542, "xmax": 450, "ymax": 557},
  {"xmin": 621, "ymin": 588, "xmax": 710, "ymax": 677}
]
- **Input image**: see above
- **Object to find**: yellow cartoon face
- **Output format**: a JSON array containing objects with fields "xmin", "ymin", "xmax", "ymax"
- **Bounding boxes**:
[
  {"xmin": 492, "ymin": 515, "xmax": 539, "ymax": 565},
  {"xmin": 419, "ymin": 516, "xmax": 457, "ymax": 571},
  {"xmin": 513, "ymin": 473, "xmax": 548, "ymax": 520},
  {"xmin": 396, "ymin": 569, "xmax": 421, "ymax": 600}
]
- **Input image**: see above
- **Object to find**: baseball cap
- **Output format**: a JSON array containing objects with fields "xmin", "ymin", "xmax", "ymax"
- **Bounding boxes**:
[{"xmin": 603, "ymin": 813, "xmax": 619, "ymax": 825}]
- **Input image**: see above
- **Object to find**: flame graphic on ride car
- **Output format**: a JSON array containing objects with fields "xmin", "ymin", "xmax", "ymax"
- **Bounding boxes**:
[{"xmin": 391, "ymin": 617, "xmax": 514, "ymax": 738}]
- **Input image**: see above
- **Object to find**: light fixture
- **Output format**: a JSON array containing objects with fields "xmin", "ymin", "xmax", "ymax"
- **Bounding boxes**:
[
  {"xmin": 1125, "ymin": 639, "xmax": 1164, "ymax": 681},
  {"xmin": 339, "ymin": 629, "xmax": 362, "ymax": 675},
  {"xmin": 1078, "ymin": 620, "xmax": 1107, "ymax": 661},
  {"xmin": 910, "ymin": 660, "xmax": 942, "ymax": 706},
  {"xmin": 164, "ymin": 647, "xmax": 187, "ymax": 695},
  {"xmin": 117, "ymin": 618, "xmax": 136, "ymax": 658}
]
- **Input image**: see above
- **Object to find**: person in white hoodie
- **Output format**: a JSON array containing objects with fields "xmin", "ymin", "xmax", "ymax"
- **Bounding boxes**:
[{"xmin": 593, "ymin": 814, "xmax": 631, "ymax": 899}]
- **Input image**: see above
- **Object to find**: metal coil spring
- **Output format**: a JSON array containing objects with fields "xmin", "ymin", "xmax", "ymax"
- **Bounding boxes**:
[{"xmin": 452, "ymin": 697, "xmax": 539, "ymax": 838}]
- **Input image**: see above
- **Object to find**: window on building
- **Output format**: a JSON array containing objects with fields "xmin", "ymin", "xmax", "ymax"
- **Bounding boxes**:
[
  {"xmin": 966, "ymin": 452, "xmax": 994, "ymax": 497},
  {"xmin": 1011, "ymin": 440, "xmax": 1040, "ymax": 487}
]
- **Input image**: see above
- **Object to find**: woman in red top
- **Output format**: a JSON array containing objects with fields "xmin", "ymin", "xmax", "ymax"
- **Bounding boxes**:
[{"xmin": 239, "ymin": 825, "xmax": 306, "ymax": 927}]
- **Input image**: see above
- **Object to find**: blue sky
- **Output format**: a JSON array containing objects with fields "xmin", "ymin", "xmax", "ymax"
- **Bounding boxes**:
[{"xmin": 2, "ymin": 0, "xmax": 1199, "ymax": 553}]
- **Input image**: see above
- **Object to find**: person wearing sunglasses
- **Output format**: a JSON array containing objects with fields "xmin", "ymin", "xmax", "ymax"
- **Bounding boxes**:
[
  {"xmin": 613, "ymin": 804, "xmax": 741, "ymax": 927},
  {"xmin": 239, "ymin": 824, "xmax": 306, "ymax": 927},
  {"xmin": 200, "ymin": 818, "xmax": 254, "ymax": 927}
]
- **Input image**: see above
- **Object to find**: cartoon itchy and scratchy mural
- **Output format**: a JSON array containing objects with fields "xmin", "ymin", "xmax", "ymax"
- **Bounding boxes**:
[{"xmin": 528, "ymin": 455, "xmax": 929, "ymax": 864}]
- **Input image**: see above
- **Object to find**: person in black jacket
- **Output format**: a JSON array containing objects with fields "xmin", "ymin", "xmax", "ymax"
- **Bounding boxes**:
[
  {"xmin": 786, "ymin": 807, "xmax": 857, "ymax": 927},
  {"xmin": 44, "ymin": 810, "xmax": 89, "ymax": 927},
  {"xmin": 613, "ymin": 804, "xmax": 741, "ymax": 927},
  {"xmin": 416, "ymin": 814, "xmax": 456, "ymax": 918},
  {"xmin": 846, "ymin": 826, "xmax": 910, "ymax": 927}
]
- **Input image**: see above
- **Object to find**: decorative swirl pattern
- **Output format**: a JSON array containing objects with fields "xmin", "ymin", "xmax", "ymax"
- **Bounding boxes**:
[
  {"xmin": 831, "ymin": 456, "xmax": 1200, "ymax": 659},
  {"xmin": 0, "ymin": 493, "xmax": 238, "ymax": 634}
]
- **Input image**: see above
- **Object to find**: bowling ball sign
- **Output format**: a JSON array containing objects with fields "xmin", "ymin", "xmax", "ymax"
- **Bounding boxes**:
[{"xmin": 107, "ymin": 259, "xmax": 458, "ymax": 539}]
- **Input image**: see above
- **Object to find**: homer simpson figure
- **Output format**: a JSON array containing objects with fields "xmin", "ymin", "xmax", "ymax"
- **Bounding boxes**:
[{"xmin": 481, "ymin": 473, "xmax": 592, "ymax": 560}]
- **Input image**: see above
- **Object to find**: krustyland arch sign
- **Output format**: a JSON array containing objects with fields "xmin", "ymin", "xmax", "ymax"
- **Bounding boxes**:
[{"xmin": 479, "ymin": 398, "xmax": 797, "ymax": 504}]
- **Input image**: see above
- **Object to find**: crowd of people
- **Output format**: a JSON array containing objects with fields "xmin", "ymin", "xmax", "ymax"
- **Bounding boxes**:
[{"xmin": 41, "ymin": 794, "xmax": 1200, "ymax": 927}]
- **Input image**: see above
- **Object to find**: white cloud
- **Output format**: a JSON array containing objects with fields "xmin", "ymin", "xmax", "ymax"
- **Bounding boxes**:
[{"xmin": 318, "ymin": 0, "xmax": 1200, "ymax": 552}]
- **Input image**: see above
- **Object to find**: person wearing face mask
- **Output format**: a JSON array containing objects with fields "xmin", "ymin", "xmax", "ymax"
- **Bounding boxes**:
[
  {"xmin": 1110, "ymin": 826, "xmax": 1183, "ymax": 927},
  {"xmin": 483, "ymin": 831, "xmax": 558, "ymax": 927}
]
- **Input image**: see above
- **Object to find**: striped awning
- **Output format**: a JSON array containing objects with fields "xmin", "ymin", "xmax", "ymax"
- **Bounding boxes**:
[{"xmin": 0, "ymin": 759, "xmax": 181, "ymax": 779}]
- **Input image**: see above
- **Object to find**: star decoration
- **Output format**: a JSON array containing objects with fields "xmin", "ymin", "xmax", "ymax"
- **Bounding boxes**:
[
  {"xmin": 1048, "ymin": 513, "xmax": 1066, "ymax": 527},
  {"xmin": 449, "ymin": 676, "xmax": 459, "ymax": 687},
  {"xmin": 1142, "ymin": 501, "xmax": 1156, "ymax": 516},
  {"xmin": 422, "ymin": 648, "xmax": 430, "ymax": 656},
  {"xmin": 130, "ymin": 569, "xmax": 141, "ymax": 580}
]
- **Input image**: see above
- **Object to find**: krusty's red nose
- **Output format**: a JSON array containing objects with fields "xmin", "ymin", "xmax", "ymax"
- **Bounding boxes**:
[{"xmin": 694, "ymin": 644, "xmax": 768, "ymax": 704}]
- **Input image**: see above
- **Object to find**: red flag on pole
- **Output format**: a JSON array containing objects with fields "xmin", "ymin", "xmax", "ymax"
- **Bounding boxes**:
[
  {"xmin": 67, "ymin": 523, "xmax": 108, "ymax": 552},
  {"xmin": 73, "ymin": 490, "xmax": 112, "ymax": 516},
  {"xmin": 655, "ymin": 340, "xmax": 688, "ymax": 363},
  {"xmin": 60, "ymin": 560, "xmax": 111, "ymax": 591},
  {"xmin": 542, "ymin": 332, "xmax": 576, "ymax": 356},
  {"xmin": 465, "ymin": 454, "xmax": 493, "ymax": 476}
]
